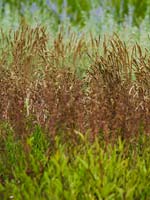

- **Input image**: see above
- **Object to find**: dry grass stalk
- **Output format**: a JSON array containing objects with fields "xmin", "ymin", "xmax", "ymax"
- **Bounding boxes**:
[{"xmin": 0, "ymin": 25, "xmax": 150, "ymax": 145}]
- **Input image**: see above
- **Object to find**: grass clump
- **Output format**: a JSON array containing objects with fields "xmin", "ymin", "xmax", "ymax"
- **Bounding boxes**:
[{"xmin": 0, "ymin": 25, "xmax": 150, "ymax": 141}]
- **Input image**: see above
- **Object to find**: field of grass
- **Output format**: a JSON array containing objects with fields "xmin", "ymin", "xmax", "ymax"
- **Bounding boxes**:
[{"xmin": 0, "ymin": 1, "xmax": 150, "ymax": 199}]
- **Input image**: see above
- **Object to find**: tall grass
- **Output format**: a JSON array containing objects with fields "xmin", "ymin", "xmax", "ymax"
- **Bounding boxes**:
[
  {"xmin": 0, "ymin": 25, "xmax": 150, "ymax": 142},
  {"xmin": 1, "ymin": 0, "xmax": 150, "ymax": 50}
]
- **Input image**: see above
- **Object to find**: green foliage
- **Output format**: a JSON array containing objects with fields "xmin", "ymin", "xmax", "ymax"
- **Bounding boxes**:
[
  {"xmin": 0, "ymin": 0, "xmax": 150, "ymax": 28},
  {"xmin": 0, "ymin": 125, "xmax": 150, "ymax": 199},
  {"xmin": 102, "ymin": 0, "xmax": 149, "ymax": 25}
]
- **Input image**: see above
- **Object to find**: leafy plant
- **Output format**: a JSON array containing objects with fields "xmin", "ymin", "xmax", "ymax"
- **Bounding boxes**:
[{"xmin": 1, "ymin": 129, "xmax": 150, "ymax": 199}]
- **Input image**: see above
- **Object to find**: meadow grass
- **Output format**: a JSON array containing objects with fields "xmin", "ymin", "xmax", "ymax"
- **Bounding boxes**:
[
  {"xmin": 0, "ymin": 1, "xmax": 150, "ymax": 199},
  {"xmin": 0, "ymin": 25, "xmax": 150, "ymax": 139},
  {"xmin": 0, "ymin": 25, "xmax": 149, "ymax": 199}
]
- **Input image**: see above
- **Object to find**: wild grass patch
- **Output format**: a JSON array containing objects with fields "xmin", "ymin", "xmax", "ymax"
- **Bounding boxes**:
[
  {"xmin": 0, "ymin": 24, "xmax": 150, "ymax": 199},
  {"xmin": 0, "ymin": 25, "xmax": 150, "ymax": 142}
]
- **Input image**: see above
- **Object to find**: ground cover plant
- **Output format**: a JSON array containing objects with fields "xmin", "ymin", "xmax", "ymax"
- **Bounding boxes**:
[{"xmin": 0, "ymin": 125, "xmax": 150, "ymax": 199}]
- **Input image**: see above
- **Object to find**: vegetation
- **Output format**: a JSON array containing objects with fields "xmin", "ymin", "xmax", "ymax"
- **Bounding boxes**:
[
  {"xmin": 0, "ymin": 24, "xmax": 150, "ymax": 199},
  {"xmin": 0, "ymin": 1, "xmax": 150, "ymax": 199},
  {"xmin": 1, "ymin": 125, "xmax": 150, "ymax": 199},
  {"xmin": 1, "ymin": 0, "xmax": 150, "ymax": 26},
  {"xmin": 0, "ymin": 25, "xmax": 150, "ymax": 140}
]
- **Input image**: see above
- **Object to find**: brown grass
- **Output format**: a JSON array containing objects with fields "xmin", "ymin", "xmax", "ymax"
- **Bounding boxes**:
[{"xmin": 0, "ymin": 25, "xmax": 150, "ymax": 144}]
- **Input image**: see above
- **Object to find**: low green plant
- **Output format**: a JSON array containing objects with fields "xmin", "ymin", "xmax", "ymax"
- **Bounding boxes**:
[{"xmin": 0, "ymin": 125, "xmax": 150, "ymax": 199}]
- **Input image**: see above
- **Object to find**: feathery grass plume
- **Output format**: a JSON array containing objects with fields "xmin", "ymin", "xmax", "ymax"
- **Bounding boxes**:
[
  {"xmin": 0, "ymin": 25, "xmax": 150, "ymax": 143},
  {"xmin": 87, "ymin": 34, "xmax": 150, "ymax": 141}
]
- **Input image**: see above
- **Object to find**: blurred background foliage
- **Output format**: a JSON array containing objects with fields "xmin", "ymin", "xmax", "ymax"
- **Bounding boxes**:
[
  {"xmin": 0, "ymin": 0, "xmax": 150, "ymax": 48},
  {"xmin": 1, "ymin": 0, "xmax": 150, "ymax": 26}
]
